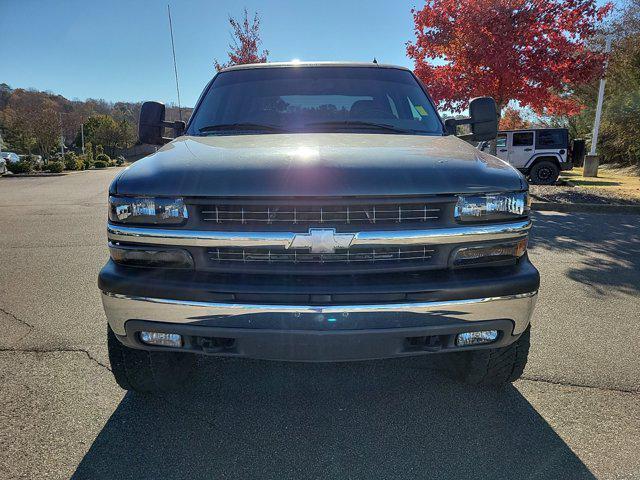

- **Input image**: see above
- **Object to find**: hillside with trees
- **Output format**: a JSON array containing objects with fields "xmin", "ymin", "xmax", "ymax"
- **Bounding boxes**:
[
  {"xmin": 0, "ymin": 8, "xmax": 265, "ymax": 163},
  {"xmin": 0, "ymin": 84, "xmax": 189, "ymax": 159}
]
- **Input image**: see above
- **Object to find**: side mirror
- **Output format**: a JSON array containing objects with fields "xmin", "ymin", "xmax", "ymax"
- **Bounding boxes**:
[
  {"xmin": 444, "ymin": 96, "xmax": 498, "ymax": 141},
  {"xmin": 468, "ymin": 97, "xmax": 498, "ymax": 141},
  {"xmin": 138, "ymin": 101, "xmax": 186, "ymax": 145},
  {"xmin": 139, "ymin": 101, "xmax": 166, "ymax": 145}
]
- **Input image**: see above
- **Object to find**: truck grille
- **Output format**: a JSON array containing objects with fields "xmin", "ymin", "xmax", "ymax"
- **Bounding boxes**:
[
  {"xmin": 199, "ymin": 202, "xmax": 443, "ymax": 227},
  {"xmin": 207, "ymin": 246, "xmax": 436, "ymax": 265},
  {"xmin": 188, "ymin": 196, "xmax": 456, "ymax": 273}
]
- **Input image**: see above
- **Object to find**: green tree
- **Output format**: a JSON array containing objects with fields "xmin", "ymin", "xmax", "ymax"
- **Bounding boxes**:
[
  {"xmin": 81, "ymin": 114, "xmax": 135, "ymax": 157},
  {"xmin": 597, "ymin": 3, "xmax": 640, "ymax": 166},
  {"xmin": 556, "ymin": 0, "xmax": 640, "ymax": 167}
]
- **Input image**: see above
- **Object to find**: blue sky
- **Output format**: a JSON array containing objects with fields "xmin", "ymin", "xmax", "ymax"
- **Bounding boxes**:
[{"xmin": 0, "ymin": 0, "xmax": 425, "ymax": 106}]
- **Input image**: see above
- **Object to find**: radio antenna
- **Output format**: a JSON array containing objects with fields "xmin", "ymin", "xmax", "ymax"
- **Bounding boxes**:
[{"xmin": 167, "ymin": 4, "xmax": 183, "ymax": 121}]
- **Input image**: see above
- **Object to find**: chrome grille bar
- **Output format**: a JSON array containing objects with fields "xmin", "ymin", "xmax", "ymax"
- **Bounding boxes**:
[{"xmin": 107, "ymin": 220, "xmax": 531, "ymax": 248}]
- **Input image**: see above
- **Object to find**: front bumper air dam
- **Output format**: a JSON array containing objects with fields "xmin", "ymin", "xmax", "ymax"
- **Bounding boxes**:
[{"xmin": 101, "ymin": 291, "xmax": 537, "ymax": 362}]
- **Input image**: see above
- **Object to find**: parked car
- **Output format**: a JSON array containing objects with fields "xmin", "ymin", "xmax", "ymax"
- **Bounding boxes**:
[
  {"xmin": 100, "ymin": 62, "xmax": 539, "ymax": 393},
  {"xmin": 1, "ymin": 152, "xmax": 19, "ymax": 174},
  {"xmin": 1, "ymin": 151, "xmax": 20, "ymax": 162},
  {"xmin": 478, "ymin": 128, "xmax": 573, "ymax": 184}
]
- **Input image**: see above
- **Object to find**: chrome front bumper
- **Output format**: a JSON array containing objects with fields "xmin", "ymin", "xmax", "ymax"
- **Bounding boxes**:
[
  {"xmin": 102, "ymin": 291, "xmax": 537, "ymax": 337},
  {"xmin": 102, "ymin": 291, "xmax": 537, "ymax": 361}
]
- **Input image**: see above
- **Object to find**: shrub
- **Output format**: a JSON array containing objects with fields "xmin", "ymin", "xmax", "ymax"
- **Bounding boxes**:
[
  {"xmin": 64, "ymin": 152, "xmax": 79, "ymax": 170},
  {"xmin": 95, "ymin": 153, "xmax": 111, "ymax": 164},
  {"xmin": 7, "ymin": 160, "xmax": 32, "ymax": 174},
  {"xmin": 75, "ymin": 158, "xmax": 85, "ymax": 170},
  {"xmin": 85, "ymin": 142, "xmax": 94, "ymax": 163},
  {"xmin": 95, "ymin": 145, "xmax": 104, "ymax": 156},
  {"xmin": 115, "ymin": 156, "xmax": 126, "ymax": 166},
  {"xmin": 47, "ymin": 161, "xmax": 64, "ymax": 173},
  {"xmin": 76, "ymin": 154, "xmax": 90, "ymax": 170},
  {"xmin": 94, "ymin": 160, "xmax": 108, "ymax": 169}
]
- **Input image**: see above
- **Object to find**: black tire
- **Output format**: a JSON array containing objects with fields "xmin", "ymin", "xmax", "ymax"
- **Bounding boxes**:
[
  {"xmin": 528, "ymin": 160, "xmax": 559, "ymax": 185},
  {"xmin": 442, "ymin": 326, "xmax": 531, "ymax": 387},
  {"xmin": 107, "ymin": 325, "xmax": 196, "ymax": 393}
]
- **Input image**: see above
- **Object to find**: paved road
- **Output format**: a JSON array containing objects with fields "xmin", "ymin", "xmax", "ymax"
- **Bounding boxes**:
[{"xmin": 1, "ymin": 169, "xmax": 638, "ymax": 480}]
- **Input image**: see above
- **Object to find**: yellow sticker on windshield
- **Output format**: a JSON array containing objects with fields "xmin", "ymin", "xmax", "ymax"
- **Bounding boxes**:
[{"xmin": 415, "ymin": 105, "xmax": 428, "ymax": 116}]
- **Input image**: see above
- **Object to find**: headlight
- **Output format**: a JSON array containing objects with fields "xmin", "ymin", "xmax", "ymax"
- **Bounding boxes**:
[
  {"xmin": 455, "ymin": 192, "xmax": 529, "ymax": 222},
  {"xmin": 109, "ymin": 196, "xmax": 188, "ymax": 225}
]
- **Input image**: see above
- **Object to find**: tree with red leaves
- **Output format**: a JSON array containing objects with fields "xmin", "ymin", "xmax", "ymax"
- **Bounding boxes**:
[
  {"xmin": 407, "ymin": 0, "xmax": 612, "ymax": 116},
  {"xmin": 214, "ymin": 9, "xmax": 269, "ymax": 71}
]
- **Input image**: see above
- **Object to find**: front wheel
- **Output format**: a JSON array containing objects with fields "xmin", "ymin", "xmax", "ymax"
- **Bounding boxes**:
[
  {"xmin": 107, "ymin": 325, "xmax": 196, "ymax": 393},
  {"xmin": 441, "ymin": 326, "xmax": 531, "ymax": 387},
  {"xmin": 528, "ymin": 161, "xmax": 559, "ymax": 185}
]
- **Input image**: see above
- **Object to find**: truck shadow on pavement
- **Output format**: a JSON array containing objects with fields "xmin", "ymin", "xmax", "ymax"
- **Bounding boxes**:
[
  {"xmin": 530, "ymin": 211, "xmax": 640, "ymax": 296},
  {"xmin": 72, "ymin": 357, "xmax": 594, "ymax": 480}
]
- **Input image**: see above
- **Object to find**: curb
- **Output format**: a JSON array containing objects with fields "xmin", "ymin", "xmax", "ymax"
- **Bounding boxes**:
[
  {"xmin": 1, "ymin": 172, "xmax": 68, "ymax": 178},
  {"xmin": 532, "ymin": 201, "xmax": 640, "ymax": 214},
  {"xmin": 1, "ymin": 168, "xmax": 123, "ymax": 178}
]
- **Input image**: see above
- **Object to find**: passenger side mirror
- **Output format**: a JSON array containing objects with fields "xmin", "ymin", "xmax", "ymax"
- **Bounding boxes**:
[
  {"xmin": 468, "ymin": 97, "xmax": 498, "ymax": 141},
  {"xmin": 444, "ymin": 97, "xmax": 498, "ymax": 141},
  {"xmin": 138, "ymin": 101, "xmax": 186, "ymax": 145}
]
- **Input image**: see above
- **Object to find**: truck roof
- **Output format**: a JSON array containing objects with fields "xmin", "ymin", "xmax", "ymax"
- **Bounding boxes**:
[
  {"xmin": 498, "ymin": 128, "xmax": 568, "ymax": 133},
  {"xmin": 218, "ymin": 61, "xmax": 411, "ymax": 73}
]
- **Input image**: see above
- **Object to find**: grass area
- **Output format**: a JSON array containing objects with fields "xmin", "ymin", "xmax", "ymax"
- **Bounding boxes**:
[{"xmin": 562, "ymin": 167, "xmax": 640, "ymax": 200}]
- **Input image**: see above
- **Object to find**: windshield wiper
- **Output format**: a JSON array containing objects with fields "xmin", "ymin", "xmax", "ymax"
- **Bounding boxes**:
[
  {"xmin": 198, "ymin": 123, "xmax": 289, "ymax": 134},
  {"xmin": 303, "ymin": 120, "xmax": 413, "ymax": 133}
]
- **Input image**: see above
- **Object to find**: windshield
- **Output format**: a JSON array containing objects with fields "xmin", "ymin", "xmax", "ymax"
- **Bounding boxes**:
[{"xmin": 187, "ymin": 66, "xmax": 444, "ymax": 135}]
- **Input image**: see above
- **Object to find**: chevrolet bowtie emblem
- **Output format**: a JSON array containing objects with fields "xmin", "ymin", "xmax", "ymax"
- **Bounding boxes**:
[{"xmin": 289, "ymin": 228, "xmax": 355, "ymax": 254}]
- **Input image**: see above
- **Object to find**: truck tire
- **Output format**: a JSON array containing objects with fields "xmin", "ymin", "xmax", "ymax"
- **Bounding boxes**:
[
  {"xmin": 107, "ymin": 325, "xmax": 196, "ymax": 393},
  {"xmin": 442, "ymin": 326, "xmax": 530, "ymax": 387},
  {"xmin": 528, "ymin": 160, "xmax": 559, "ymax": 185}
]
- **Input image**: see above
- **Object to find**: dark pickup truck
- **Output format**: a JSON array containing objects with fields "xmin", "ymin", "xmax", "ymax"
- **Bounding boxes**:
[{"xmin": 100, "ymin": 62, "xmax": 539, "ymax": 392}]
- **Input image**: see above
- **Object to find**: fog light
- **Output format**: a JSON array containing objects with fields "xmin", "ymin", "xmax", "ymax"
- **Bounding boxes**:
[
  {"xmin": 139, "ymin": 331, "xmax": 182, "ymax": 348},
  {"xmin": 456, "ymin": 330, "xmax": 498, "ymax": 346},
  {"xmin": 109, "ymin": 242, "xmax": 194, "ymax": 269}
]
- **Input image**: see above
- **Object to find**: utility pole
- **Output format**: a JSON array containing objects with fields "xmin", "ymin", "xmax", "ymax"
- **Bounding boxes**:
[
  {"xmin": 81, "ymin": 122, "xmax": 85, "ymax": 154},
  {"xmin": 584, "ymin": 35, "xmax": 613, "ymax": 177},
  {"xmin": 58, "ymin": 112, "xmax": 65, "ymax": 158}
]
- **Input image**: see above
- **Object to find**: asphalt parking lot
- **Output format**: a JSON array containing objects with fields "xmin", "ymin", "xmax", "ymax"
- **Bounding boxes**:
[{"xmin": 1, "ymin": 168, "xmax": 639, "ymax": 480}]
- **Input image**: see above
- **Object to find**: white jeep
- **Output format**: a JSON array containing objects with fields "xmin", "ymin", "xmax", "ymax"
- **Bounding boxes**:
[{"xmin": 479, "ymin": 128, "xmax": 573, "ymax": 185}]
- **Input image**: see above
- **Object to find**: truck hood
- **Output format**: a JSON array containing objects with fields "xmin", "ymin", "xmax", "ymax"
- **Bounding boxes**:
[{"xmin": 113, "ymin": 133, "xmax": 525, "ymax": 197}]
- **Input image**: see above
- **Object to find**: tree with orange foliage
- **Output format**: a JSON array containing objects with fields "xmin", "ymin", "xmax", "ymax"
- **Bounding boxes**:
[
  {"xmin": 214, "ymin": 9, "xmax": 269, "ymax": 71},
  {"xmin": 499, "ymin": 107, "xmax": 532, "ymax": 130},
  {"xmin": 407, "ymin": 0, "xmax": 611, "ymax": 116}
]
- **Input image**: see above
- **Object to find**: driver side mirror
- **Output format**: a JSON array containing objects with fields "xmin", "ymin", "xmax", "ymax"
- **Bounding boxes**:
[
  {"xmin": 444, "ymin": 97, "xmax": 498, "ymax": 141},
  {"xmin": 138, "ymin": 101, "xmax": 186, "ymax": 145}
]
